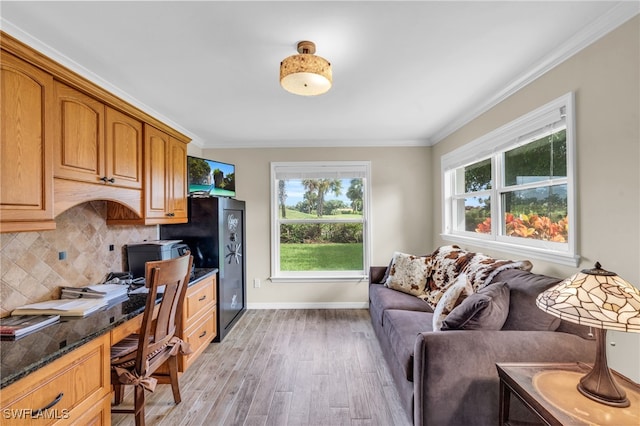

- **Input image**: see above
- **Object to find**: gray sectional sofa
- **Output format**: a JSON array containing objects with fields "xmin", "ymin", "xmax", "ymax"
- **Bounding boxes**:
[{"xmin": 369, "ymin": 262, "xmax": 597, "ymax": 425}]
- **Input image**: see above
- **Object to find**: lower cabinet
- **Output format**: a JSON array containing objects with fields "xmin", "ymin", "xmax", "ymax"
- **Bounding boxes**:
[
  {"xmin": 0, "ymin": 333, "xmax": 111, "ymax": 426},
  {"xmin": 180, "ymin": 274, "xmax": 217, "ymax": 372}
]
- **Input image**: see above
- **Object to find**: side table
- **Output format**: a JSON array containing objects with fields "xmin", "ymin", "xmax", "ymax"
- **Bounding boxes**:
[{"xmin": 497, "ymin": 362, "xmax": 640, "ymax": 426}]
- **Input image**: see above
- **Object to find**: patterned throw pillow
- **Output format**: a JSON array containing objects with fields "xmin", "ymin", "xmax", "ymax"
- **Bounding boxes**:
[
  {"xmin": 384, "ymin": 252, "xmax": 431, "ymax": 296},
  {"xmin": 432, "ymin": 273, "xmax": 474, "ymax": 331}
]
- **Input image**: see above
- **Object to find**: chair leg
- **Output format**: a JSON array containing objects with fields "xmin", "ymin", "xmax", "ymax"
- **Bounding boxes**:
[
  {"xmin": 113, "ymin": 383, "xmax": 124, "ymax": 405},
  {"xmin": 133, "ymin": 385, "xmax": 146, "ymax": 426},
  {"xmin": 168, "ymin": 356, "xmax": 182, "ymax": 404}
]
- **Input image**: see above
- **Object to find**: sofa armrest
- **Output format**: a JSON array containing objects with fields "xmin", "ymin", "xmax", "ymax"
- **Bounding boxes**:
[
  {"xmin": 369, "ymin": 266, "xmax": 387, "ymax": 284},
  {"xmin": 413, "ymin": 330, "xmax": 595, "ymax": 426}
]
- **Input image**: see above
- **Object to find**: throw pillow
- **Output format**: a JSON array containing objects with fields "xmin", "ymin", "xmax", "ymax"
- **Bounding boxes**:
[
  {"xmin": 385, "ymin": 252, "xmax": 430, "ymax": 296},
  {"xmin": 432, "ymin": 273, "xmax": 473, "ymax": 331},
  {"xmin": 441, "ymin": 282, "xmax": 510, "ymax": 330}
]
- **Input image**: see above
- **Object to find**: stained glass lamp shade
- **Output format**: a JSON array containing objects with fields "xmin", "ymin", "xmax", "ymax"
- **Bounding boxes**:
[{"xmin": 536, "ymin": 262, "xmax": 640, "ymax": 407}]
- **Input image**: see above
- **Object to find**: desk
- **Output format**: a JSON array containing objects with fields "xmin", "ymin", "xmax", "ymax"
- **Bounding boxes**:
[
  {"xmin": 497, "ymin": 362, "xmax": 640, "ymax": 426},
  {"xmin": 0, "ymin": 268, "xmax": 216, "ymax": 424}
]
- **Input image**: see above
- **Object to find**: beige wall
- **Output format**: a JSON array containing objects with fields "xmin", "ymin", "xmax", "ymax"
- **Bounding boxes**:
[
  {"xmin": 202, "ymin": 146, "xmax": 432, "ymax": 307},
  {"xmin": 431, "ymin": 17, "xmax": 640, "ymax": 380}
]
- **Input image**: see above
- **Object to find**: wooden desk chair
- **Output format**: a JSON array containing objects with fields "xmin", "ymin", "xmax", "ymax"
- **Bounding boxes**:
[{"xmin": 110, "ymin": 253, "xmax": 194, "ymax": 426}]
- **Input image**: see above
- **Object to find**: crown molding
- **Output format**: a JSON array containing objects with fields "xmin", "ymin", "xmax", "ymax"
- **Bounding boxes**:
[
  {"xmin": 207, "ymin": 137, "xmax": 430, "ymax": 149},
  {"xmin": 429, "ymin": 2, "xmax": 640, "ymax": 146}
]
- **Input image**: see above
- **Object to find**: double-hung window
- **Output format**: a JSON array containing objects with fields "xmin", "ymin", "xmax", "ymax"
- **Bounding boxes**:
[
  {"xmin": 270, "ymin": 161, "xmax": 371, "ymax": 281},
  {"xmin": 442, "ymin": 93, "xmax": 578, "ymax": 266}
]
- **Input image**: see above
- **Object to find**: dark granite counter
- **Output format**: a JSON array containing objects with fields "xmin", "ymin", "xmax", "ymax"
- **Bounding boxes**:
[{"xmin": 0, "ymin": 268, "xmax": 216, "ymax": 389}]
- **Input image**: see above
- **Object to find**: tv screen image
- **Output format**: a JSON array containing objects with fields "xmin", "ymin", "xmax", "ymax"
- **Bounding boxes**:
[{"xmin": 187, "ymin": 156, "xmax": 236, "ymax": 197}]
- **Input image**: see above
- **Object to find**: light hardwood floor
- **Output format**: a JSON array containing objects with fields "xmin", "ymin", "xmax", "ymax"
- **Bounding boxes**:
[{"xmin": 112, "ymin": 309, "xmax": 411, "ymax": 426}]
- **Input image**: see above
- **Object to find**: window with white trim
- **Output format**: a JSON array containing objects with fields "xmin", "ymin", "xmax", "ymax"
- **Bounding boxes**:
[
  {"xmin": 270, "ymin": 161, "xmax": 371, "ymax": 281},
  {"xmin": 442, "ymin": 93, "xmax": 578, "ymax": 266}
]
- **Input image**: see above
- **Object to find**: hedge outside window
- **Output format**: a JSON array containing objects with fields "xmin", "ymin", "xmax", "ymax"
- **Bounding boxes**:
[
  {"xmin": 270, "ymin": 161, "xmax": 371, "ymax": 281},
  {"xmin": 442, "ymin": 93, "xmax": 578, "ymax": 266}
]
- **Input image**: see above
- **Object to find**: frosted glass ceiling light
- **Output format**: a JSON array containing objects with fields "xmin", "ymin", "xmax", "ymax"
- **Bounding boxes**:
[{"xmin": 280, "ymin": 41, "xmax": 332, "ymax": 96}]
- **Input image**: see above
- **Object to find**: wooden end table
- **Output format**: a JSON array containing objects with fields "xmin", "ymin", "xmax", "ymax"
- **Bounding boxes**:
[{"xmin": 496, "ymin": 362, "xmax": 640, "ymax": 426}]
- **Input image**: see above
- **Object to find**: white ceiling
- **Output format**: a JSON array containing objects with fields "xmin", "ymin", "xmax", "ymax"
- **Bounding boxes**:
[{"xmin": 2, "ymin": 1, "xmax": 638, "ymax": 149}]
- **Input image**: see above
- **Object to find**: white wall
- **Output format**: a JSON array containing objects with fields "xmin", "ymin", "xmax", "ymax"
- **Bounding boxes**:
[
  {"xmin": 431, "ymin": 17, "xmax": 640, "ymax": 381},
  {"xmin": 202, "ymin": 146, "xmax": 432, "ymax": 308}
]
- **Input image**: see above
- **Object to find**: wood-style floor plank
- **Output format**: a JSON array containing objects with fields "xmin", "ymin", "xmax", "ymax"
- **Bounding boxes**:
[{"xmin": 111, "ymin": 309, "xmax": 411, "ymax": 426}]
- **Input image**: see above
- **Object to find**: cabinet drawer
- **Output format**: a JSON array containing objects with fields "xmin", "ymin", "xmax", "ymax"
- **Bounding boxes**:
[
  {"xmin": 0, "ymin": 333, "xmax": 110, "ymax": 425},
  {"xmin": 180, "ymin": 307, "xmax": 216, "ymax": 372},
  {"xmin": 184, "ymin": 276, "xmax": 216, "ymax": 324}
]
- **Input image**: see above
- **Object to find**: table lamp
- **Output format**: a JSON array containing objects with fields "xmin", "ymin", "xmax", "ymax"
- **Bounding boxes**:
[{"xmin": 536, "ymin": 262, "xmax": 640, "ymax": 407}]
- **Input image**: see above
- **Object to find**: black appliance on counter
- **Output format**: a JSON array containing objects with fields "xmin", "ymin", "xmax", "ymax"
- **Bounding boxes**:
[
  {"xmin": 160, "ymin": 196, "xmax": 246, "ymax": 342},
  {"xmin": 125, "ymin": 240, "xmax": 191, "ymax": 279}
]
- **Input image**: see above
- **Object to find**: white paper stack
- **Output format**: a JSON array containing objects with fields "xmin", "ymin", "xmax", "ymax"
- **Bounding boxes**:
[
  {"xmin": 11, "ymin": 299, "xmax": 108, "ymax": 317},
  {"xmin": 61, "ymin": 284, "xmax": 129, "ymax": 304}
]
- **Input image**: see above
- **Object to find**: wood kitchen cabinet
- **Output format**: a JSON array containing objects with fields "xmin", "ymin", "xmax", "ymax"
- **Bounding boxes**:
[
  {"xmin": 53, "ymin": 82, "xmax": 143, "ymax": 190},
  {"xmin": 0, "ymin": 333, "xmax": 111, "ymax": 425},
  {"xmin": 144, "ymin": 124, "xmax": 188, "ymax": 224},
  {"xmin": 180, "ymin": 274, "xmax": 217, "ymax": 371},
  {"xmin": 0, "ymin": 51, "xmax": 56, "ymax": 233},
  {"xmin": 108, "ymin": 124, "xmax": 188, "ymax": 225}
]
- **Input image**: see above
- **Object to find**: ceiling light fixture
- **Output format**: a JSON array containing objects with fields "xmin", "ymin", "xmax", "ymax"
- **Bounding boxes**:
[{"xmin": 280, "ymin": 40, "xmax": 332, "ymax": 96}]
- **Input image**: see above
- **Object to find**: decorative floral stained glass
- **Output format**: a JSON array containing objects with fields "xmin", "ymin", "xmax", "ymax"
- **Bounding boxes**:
[{"xmin": 536, "ymin": 269, "xmax": 640, "ymax": 332}]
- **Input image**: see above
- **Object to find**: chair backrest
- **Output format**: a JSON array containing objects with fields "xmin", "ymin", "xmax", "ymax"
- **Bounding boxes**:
[{"xmin": 137, "ymin": 253, "xmax": 193, "ymax": 374}]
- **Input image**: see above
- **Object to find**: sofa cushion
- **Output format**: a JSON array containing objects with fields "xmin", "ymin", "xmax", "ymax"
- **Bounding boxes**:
[
  {"xmin": 496, "ymin": 268, "xmax": 562, "ymax": 331},
  {"xmin": 369, "ymin": 283, "xmax": 432, "ymax": 326},
  {"xmin": 385, "ymin": 252, "xmax": 431, "ymax": 296},
  {"xmin": 383, "ymin": 309, "xmax": 434, "ymax": 381},
  {"xmin": 432, "ymin": 273, "xmax": 473, "ymax": 331},
  {"xmin": 442, "ymin": 282, "xmax": 510, "ymax": 330}
]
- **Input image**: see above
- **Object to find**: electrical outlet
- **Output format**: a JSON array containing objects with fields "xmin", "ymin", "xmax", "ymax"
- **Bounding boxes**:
[
  {"xmin": 253, "ymin": 278, "xmax": 261, "ymax": 288},
  {"xmin": 109, "ymin": 244, "xmax": 115, "ymax": 251},
  {"xmin": 58, "ymin": 251, "xmax": 67, "ymax": 260}
]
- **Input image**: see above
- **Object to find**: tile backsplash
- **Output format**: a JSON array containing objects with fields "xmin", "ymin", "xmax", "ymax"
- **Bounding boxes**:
[{"xmin": 0, "ymin": 201, "xmax": 157, "ymax": 317}]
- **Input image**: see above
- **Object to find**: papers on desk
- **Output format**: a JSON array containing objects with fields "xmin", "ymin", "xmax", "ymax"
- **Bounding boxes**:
[
  {"xmin": 0, "ymin": 314, "xmax": 60, "ymax": 338},
  {"xmin": 11, "ymin": 299, "xmax": 108, "ymax": 317},
  {"xmin": 61, "ymin": 284, "xmax": 129, "ymax": 303}
]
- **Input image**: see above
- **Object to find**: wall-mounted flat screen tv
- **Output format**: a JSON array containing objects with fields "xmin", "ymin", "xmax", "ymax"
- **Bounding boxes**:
[{"xmin": 187, "ymin": 156, "xmax": 236, "ymax": 197}]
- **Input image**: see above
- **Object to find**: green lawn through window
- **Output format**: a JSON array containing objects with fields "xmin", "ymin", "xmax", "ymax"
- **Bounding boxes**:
[{"xmin": 280, "ymin": 243, "xmax": 363, "ymax": 271}]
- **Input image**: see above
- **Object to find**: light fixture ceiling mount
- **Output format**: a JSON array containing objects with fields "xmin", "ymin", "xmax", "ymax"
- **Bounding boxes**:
[{"xmin": 280, "ymin": 40, "xmax": 332, "ymax": 96}]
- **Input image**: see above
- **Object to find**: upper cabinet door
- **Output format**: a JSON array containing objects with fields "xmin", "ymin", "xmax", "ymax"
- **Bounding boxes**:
[
  {"xmin": 53, "ymin": 82, "xmax": 142, "ymax": 189},
  {"xmin": 105, "ymin": 107, "xmax": 142, "ymax": 190},
  {"xmin": 144, "ymin": 124, "xmax": 170, "ymax": 220},
  {"xmin": 0, "ymin": 51, "xmax": 55, "ymax": 229},
  {"xmin": 169, "ymin": 137, "xmax": 188, "ymax": 221},
  {"xmin": 53, "ymin": 81, "xmax": 105, "ymax": 184}
]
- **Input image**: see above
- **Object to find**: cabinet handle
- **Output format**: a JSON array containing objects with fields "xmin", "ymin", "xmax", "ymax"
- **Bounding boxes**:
[
  {"xmin": 198, "ymin": 295, "xmax": 206, "ymax": 302},
  {"xmin": 199, "ymin": 330, "xmax": 207, "ymax": 338},
  {"xmin": 100, "ymin": 177, "xmax": 116, "ymax": 184},
  {"xmin": 107, "ymin": 177, "xmax": 115, "ymax": 183},
  {"xmin": 165, "ymin": 212, "xmax": 175, "ymax": 217},
  {"xmin": 32, "ymin": 392, "xmax": 64, "ymax": 414}
]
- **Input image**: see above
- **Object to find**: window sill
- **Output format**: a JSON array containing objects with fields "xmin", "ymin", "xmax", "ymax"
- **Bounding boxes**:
[
  {"xmin": 269, "ymin": 275, "xmax": 368, "ymax": 283},
  {"xmin": 441, "ymin": 234, "xmax": 580, "ymax": 267}
]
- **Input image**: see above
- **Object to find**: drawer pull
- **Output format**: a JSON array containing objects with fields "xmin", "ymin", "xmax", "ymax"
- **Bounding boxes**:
[
  {"xmin": 199, "ymin": 330, "xmax": 207, "ymax": 338},
  {"xmin": 198, "ymin": 295, "xmax": 207, "ymax": 302},
  {"xmin": 33, "ymin": 392, "xmax": 64, "ymax": 414}
]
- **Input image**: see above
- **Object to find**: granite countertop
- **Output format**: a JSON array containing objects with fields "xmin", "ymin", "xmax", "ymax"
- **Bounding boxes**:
[{"xmin": 0, "ymin": 268, "xmax": 217, "ymax": 389}]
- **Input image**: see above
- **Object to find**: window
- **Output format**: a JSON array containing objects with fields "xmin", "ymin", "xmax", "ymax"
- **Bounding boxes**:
[
  {"xmin": 442, "ymin": 93, "xmax": 578, "ymax": 266},
  {"xmin": 270, "ymin": 161, "xmax": 371, "ymax": 281}
]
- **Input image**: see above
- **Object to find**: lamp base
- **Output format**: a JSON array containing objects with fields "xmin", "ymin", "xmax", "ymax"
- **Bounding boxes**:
[{"xmin": 578, "ymin": 328, "xmax": 630, "ymax": 408}]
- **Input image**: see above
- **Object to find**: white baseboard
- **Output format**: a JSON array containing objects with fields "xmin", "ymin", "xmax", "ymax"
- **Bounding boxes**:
[{"xmin": 247, "ymin": 302, "xmax": 369, "ymax": 310}]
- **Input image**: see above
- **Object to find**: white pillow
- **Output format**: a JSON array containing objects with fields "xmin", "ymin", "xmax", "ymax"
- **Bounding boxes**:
[
  {"xmin": 384, "ymin": 252, "xmax": 430, "ymax": 296},
  {"xmin": 432, "ymin": 273, "xmax": 473, "ymax": 331}
]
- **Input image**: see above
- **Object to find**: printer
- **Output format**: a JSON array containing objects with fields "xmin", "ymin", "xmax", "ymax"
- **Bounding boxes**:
[{"xmin": 126, "ymin": 240, "xmax": 190, "ymax": 279}]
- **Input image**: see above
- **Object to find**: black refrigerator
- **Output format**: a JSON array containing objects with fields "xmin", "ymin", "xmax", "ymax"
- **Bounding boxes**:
[{"xmin": 160, "ymin": 196, "xmax": 246, "ymax": 341}]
